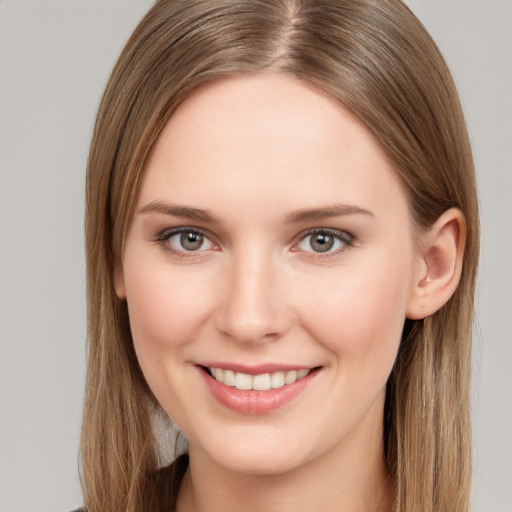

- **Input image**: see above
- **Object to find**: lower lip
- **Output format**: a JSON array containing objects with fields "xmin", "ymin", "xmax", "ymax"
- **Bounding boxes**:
[{"xmin": 199, "ymin": 367, "xmax": 317, "ymax": 415}]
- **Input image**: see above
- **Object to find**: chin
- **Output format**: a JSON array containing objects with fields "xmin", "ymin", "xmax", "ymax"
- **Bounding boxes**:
[
  {"xmin": 216, "ymin": 450, "xmax": 306, "ymax": 477},
  {"xmin": 192, "ymin": 430, "xmax": 318, "ymax": 477}
]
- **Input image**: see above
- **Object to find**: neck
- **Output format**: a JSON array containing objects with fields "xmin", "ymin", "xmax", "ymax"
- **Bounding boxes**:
[{"xmin": 176, "ymin": 401, "xmax": 393, "ymax": 512}]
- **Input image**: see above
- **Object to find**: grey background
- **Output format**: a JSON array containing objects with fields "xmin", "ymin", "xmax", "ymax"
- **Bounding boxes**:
[{"xmin": 0, "ymin": 1, "xmax": 510, "ymax": 511}]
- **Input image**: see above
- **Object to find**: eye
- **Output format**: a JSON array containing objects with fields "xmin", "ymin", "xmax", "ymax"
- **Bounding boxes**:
[
  {"xmin": 296, "ymin": 229, "xmax": 353, "ymax": 254},
  {"xmin": 158, "ymin": 228, "xmax": 216, "ymax": 253}
]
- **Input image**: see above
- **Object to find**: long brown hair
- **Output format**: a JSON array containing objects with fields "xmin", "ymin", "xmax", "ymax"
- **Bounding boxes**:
[{"xmin": 81, "ymin": 1, "xmax": 479, "ymax": 510}]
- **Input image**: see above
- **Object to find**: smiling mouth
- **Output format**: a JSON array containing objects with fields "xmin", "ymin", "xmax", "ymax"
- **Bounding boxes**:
[
  {"xmin": 198, "ymin": 365, "xmax": 320, "ymax": 414},
  {"xmin": 203, "ymin": 366, "xmax": 315, "ymax": 391}
]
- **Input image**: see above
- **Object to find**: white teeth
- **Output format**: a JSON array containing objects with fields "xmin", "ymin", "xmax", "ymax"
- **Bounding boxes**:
[
  {"xmin": 285, "ymin": 370, "xmax": 298, "ymax": 385},
  {"xmin": 271, "ymin": 371, "xmax": 285, "ymax": 389},
  {"xmin": 235, "ymin": 372, "xmax": 253, "ymax": 390},
  {"xmin": 223, "ymin": 369, "xmax": 235, "ymax": 387},
  {"xmin": 209, "ymin": 367, "xmax": 311, "ymax": 390},
  {"xmin": 253, "ymin": 373, "xmax": 271, "ymax": 391}
]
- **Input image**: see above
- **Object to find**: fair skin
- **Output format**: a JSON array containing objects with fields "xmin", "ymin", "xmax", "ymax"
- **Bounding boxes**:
[{"xmin": 115, "ymin": 74, "xmax": 464, "ymax": 512}]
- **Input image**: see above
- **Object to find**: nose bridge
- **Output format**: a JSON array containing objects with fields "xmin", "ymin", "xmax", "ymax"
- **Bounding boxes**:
[{"xmin": 216, "ymin": 245, "xmax": 290, "ymax": 343}]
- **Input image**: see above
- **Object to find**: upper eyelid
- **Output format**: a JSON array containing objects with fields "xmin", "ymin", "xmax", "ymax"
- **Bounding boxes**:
[
  {"xmin": 157, "ymin": 226, "xmax": 216, "ymax": 241},
  {"xmin": 156, "ymin": 226, "xmax": 354, "ymax": 250},
  {"xmin": 156, "ymin": 227, "xmax": 219, "ymax": 255},
  {"xmin": 292, "ymin": 227, "xmax": 355, "ymax": 255},
  {"xmin": 294, "ymin": 227, "xmax": 354, "ymax": 242}
]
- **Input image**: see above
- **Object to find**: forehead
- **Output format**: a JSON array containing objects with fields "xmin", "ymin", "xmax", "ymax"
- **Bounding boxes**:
[{"xmin": 139, "ymin": 73, "xmax": 408, "ymax": 222}]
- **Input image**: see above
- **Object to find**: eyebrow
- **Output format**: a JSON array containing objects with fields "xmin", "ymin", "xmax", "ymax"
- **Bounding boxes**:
[
  {"xmin": 285, "ymin": 204, "xmax": 374, "ymax": 224},
  {"xmin": 138, "ymin": 200, "xmax": 221, "ymax": 223},
  {"xmin": 139, "ymin": 200, "xmax": 373, "ymax": 224}
]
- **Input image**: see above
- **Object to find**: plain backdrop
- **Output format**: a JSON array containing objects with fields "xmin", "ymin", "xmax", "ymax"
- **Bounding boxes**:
[{"xmin": 0, "ymin": 1, "xmax": 511, "ymax": 511}]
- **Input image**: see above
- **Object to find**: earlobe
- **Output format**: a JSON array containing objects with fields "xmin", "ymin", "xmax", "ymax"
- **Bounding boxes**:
[
  {"xmin": 406, "ymin": 208, "xmax": 466, "ymax": 320},
  {"xmin": 113, "ymin": 256, "xmax": 127, "ymax": 299}
]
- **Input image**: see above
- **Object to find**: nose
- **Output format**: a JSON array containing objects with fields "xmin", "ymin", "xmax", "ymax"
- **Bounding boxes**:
[{"xmin": 215, "ymin": 249, "xmax": 292, "ymax": 344}]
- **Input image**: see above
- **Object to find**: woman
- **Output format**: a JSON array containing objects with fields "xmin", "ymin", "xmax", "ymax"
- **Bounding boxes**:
[{"xmin": 80, "ymin": 1, "xmax": 479, "ymax": 511}]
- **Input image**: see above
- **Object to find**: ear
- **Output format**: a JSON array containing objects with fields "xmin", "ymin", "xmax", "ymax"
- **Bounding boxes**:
[
  {"xmin": 406, "ymin": 208, "xmax": 466, "ymax": 320},
  {"xmin": 113, "ymin": 255, "xmax": 127, "ymax": 299}
]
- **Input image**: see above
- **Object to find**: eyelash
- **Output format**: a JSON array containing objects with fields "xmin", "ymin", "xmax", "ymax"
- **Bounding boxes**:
[
  {"xmin": 294, "ymin": 228, "xmax": 355, "ymax": 257},
  {"xmin": 155, "ymin": 227, "xmax": 355, "ymax": 258},
  {"xmin": 156, "ymin": 227, "xmax": 218, "ymax": 258}
]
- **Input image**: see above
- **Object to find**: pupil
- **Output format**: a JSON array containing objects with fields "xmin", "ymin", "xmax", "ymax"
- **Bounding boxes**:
[
  {"xmin": 180, "ymin": 232, "xmax": 203, "ymax": 251},
  {"xmin": 311, "ymin": 233, "xmax": 334, "ymax": 252}
]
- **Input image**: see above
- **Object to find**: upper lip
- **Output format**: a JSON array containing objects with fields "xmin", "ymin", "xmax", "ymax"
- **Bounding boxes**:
[{"xmin": 198, "ymin": 362, "xmax": 318, "ymax": 375}]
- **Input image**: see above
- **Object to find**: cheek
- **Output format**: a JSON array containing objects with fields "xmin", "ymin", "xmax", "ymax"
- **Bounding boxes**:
[
  {"xmin": 122, "ymin": 258, "xmax": 221, "ymax": 421},
  {"xmin": 123, "ymin": 259, "xmax": 216, "ymax": 364},
  {"xmin": 295, "ymin": 257, "xmax": 411, "ymax": 375}
]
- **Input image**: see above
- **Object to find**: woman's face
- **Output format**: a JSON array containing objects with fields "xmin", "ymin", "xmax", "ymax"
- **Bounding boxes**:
[{"xmin": 115, "ymin": 74, "xmax": 423, "ymax": 475}]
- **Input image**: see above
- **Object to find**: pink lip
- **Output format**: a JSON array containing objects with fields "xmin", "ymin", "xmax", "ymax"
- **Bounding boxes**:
[{"xmin": 197, "ymin": 365, "xmax": 318, "ymax": 415}]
